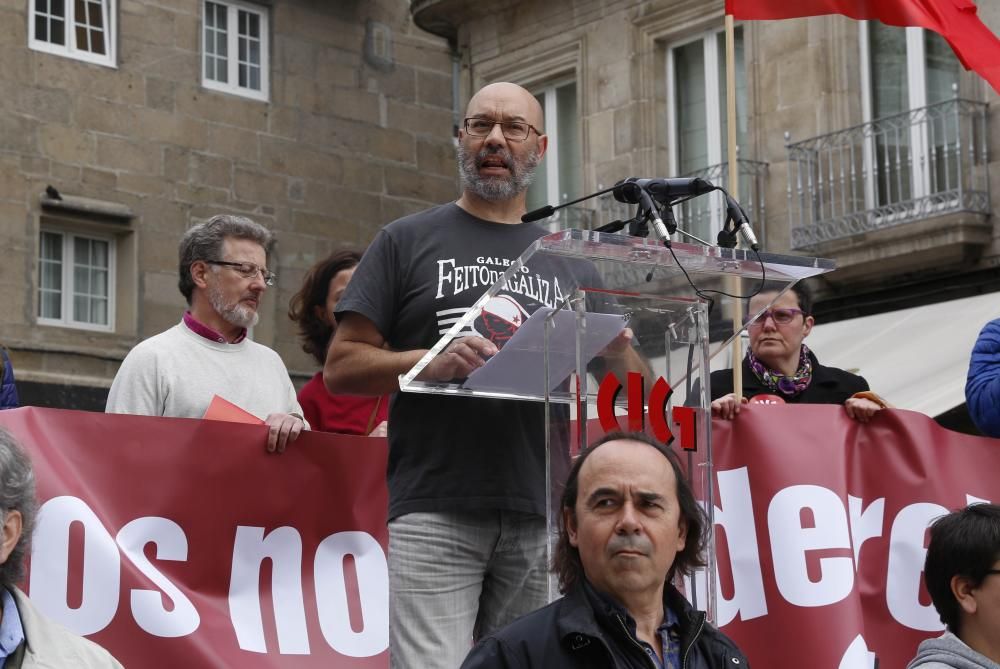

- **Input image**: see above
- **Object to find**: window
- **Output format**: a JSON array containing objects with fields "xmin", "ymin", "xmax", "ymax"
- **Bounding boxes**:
[
  {"xmin": 861, "ymin": 23, "xmax": 961, "ymax": 208},
  {"xmin": 526, "ymin": 81, "xmax": 581, "ymax": 230},
  {"xmin": 667, "ymin": 27, "xmax": 747, "ymax": 243},
  {"xmin": 202, "ymin": 0, "xmax": 269, "ymax": 101},
  {"xmin": 28, "ymin": 0, "xmax": 115, "ymax": 67},
  {"xmin": 38, "ymin": 229, "xmax": 115, "ymax": 331}
]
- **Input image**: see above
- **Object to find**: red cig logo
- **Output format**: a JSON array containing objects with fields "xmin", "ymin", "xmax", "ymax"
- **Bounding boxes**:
[{"xmin": 596, "ymin": 371, "xmax": 698, "ymax": 450}]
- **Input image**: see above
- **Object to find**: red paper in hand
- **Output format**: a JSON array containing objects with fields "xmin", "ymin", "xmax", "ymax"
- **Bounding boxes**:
[{"xmin": 202, "ymin": 395, "xmax": 265, "ymax": 424}]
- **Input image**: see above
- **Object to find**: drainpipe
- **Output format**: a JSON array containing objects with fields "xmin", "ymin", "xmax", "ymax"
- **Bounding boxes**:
[{"xmin": 451, "ymin": 40, "xmax": 462, "ymax": 143}]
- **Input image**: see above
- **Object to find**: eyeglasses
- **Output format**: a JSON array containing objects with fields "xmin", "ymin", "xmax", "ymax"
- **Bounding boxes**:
[
  {"xmin": 744, "ymin": 308, "xmax": 805, "ymax": 328},
  {"xmin": 205, "ymin": 260, "xmax": 276, "ymax": 286},
  {"xmin": 463, "ymin": 117, "xmax": 542, "ymax": 141}
]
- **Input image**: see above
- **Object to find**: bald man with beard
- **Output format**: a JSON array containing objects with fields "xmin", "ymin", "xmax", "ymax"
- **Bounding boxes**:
[{"xmin": 325, "ymin": 82, "xmax": 560, "ymax": 668}]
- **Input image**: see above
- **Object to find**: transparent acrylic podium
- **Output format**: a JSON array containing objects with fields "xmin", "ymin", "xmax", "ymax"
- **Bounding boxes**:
[{"xmin": 398, "ymin": 229, "xmax": 835, "ymax": 619}]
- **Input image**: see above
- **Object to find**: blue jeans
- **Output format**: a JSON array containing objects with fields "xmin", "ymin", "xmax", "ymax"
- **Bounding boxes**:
[{"xmin": 388, "ymin": 510, "xmax": 548, "ymax": 669}]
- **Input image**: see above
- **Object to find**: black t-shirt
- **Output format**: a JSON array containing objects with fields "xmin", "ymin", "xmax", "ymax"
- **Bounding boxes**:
[{"xmin": 336, "ymin": 203, "xmax": 599, "ymax": 520}]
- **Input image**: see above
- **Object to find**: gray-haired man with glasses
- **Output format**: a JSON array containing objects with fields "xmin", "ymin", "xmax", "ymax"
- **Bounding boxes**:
[{"xmin": 107, "ymin": 214, "xmax": 307, "ymax": 452}]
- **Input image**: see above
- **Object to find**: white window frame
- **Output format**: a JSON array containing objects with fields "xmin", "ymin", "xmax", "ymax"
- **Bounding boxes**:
[
  {"xmin": 666, "ymin": 28, "xmax": 735, "ymax": 241},
  {"xmin": 859, "ymin": 22, "xmax": 935, "ymax": 209},
  {"xmin": 535, "ymin": 79, "xmax": 578, "ymax": 205},
  {"xmin": 37, "ymin": 228, "xmax": 117, "ymax": 333},
  {"xmin": 201, "ymin": 0, "xmax": 269, "ymax": 102},
  {"xmin": 28, "ymin": 0, "xmax": 116, "ymax": 68},
  {"xmin": 525, "ymin": 78, "xmax": 579, "ymax": 232}
]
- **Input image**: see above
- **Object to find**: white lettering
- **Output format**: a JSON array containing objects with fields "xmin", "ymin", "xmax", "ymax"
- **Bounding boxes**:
[
  {"xmin": 314, "ymin": 531, "xmax": 388, "ymax": 657},
  {"xmin": 886, "ymin": 502, "xmax": 947, "ymax": 631},
  {"xmin": 29, "ymin": 496, "xmax": 120, "ymax": 635},
  {"xmin": 713, "ymin": 467, "xmax": 767, "ymax": 626},
  {"xmin": 769, "ymin": 485, "xmax": 853, "ymax": 607},
  {"xmin": 435, "ymin": 259, "xmax": 455, "ymax": 299},
  {"xmin": 229, "ymin": 526, "xmax": 310, "ymax": 654},
  {"xmin": 848, "ymin": 495, "xmax": 884, "ymax": 567},
  {"xmin": 116, "ymin": 517, "xmax": 200, "ymax": 637}
]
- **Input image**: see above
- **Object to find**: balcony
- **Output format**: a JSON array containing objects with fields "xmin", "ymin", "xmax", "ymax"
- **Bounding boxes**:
[
  {"xmin": 410, "ymin": 0, "xmax": 486, "ymax": 41},
  {"xmin": 786, "ymin": 99, "xmax": 991, "ymax": 279}
]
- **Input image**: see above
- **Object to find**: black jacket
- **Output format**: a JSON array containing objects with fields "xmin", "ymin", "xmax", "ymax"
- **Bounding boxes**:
[
  {"xmin": 460, "ymin": 581, "xmax": 749, "ymax": 669},
  {"xmin": 709, "ymin": 351, "xmax": 868, "ymax": 405}
]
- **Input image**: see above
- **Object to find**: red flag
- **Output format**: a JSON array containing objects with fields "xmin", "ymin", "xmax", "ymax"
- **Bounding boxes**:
[{"xmin": 726, "ymin": 0, "xmax": 1000, "ymax": 93}]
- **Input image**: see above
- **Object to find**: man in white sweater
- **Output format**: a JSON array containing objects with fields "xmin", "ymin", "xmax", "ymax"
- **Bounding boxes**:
[{"xmin": 106, "ymin": 214, "xmax": 307, "ymax": 452}]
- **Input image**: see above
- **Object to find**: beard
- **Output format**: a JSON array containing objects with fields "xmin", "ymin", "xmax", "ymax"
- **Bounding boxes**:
[
  {"xmin": 207, "ymin": 283, "xmax": 260, "ymax": 329},
  {"xmin": 457, "ymin": 143, "xmax": 541, "ymax": 201}
]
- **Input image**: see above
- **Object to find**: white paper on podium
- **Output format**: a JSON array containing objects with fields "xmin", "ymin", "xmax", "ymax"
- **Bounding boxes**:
[{"xmin": 462, "ymin": 307, "xmax": 629, "ymax": 396}]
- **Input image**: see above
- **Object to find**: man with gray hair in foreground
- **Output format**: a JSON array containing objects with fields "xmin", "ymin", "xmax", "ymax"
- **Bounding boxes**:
[
  {"xmin": 107, "ymin": 214, "xmax": 307, "ymax": 452},
  {"xmin": 0, "ymin": 428, "xmax": 123, "ymax": 667}
]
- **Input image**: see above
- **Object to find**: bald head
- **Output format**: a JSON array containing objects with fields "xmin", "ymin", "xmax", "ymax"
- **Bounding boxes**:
[{"xmin": 466, "ymin": 82, "xmax": 545, "ymax": 132}]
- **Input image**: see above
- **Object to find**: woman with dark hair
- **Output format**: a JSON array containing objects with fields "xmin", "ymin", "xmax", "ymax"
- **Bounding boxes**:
[
  {"xmin": 711, "ymin": 281, "xmax": 885, "ymax": 422},
  {"xmin": 289, "ymin": 249, "xmax": 388, "ymax": 435}
]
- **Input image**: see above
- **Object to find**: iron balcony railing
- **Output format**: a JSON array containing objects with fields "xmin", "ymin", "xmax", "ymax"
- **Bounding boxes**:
[{"xmin": 787, "ymin": 98, "xmax": 990, "ymax": 250}]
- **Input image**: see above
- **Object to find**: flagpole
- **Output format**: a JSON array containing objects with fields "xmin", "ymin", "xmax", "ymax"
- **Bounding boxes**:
[{"xmin": 725, "ymin": 13, "xmax": 743, "ymax": 402}]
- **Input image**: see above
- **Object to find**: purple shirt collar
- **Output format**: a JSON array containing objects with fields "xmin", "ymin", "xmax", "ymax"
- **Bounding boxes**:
[{"xmin": 183, "ymin": 311, "xmax": 247, "ymax": 344}]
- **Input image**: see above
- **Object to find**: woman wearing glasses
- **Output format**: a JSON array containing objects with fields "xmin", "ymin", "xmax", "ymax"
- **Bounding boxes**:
[{"xmin": 711, "ymin": 282, "xmax": 885, "ymax": 422}]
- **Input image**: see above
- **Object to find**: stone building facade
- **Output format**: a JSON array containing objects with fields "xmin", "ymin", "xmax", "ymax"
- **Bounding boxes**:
[
  {"xmin": 412, "ymin": 0, "xmax": 1000, "ymax": 427},
  {"xmin": 412, "ymin": 0, "xmax": 1000, "ymax": 314},
  {"xmin": 410, "ymin": 0, "xmax": 1000, "ymax": 431},
  {"xmin": 1, "ymin": 0, "xmax": 454, "ymax": 409}
]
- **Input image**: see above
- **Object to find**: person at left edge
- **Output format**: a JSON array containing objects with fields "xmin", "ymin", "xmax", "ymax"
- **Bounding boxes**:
[
  {"xmin": 105, "ymin": 214, "xmax": 308, "ymax": 452},
  {"xmin": 0, "ymin": 427, "xmax": 124, "ymax": 668},
  {"xmin": 0, "ymin": 347, "xmax": 18, "ymax": 410}
]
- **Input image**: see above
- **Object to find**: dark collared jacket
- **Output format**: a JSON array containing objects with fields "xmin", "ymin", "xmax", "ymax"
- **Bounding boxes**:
[{"xmin": 460, "ymin": 581, "xmax": 749, "ymax": 669}]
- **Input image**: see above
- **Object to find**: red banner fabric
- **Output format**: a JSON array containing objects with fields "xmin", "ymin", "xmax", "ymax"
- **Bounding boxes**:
[
  {"xmin": 0, "ymin": 407, "xmax": 389, "ymax": 668},
  {"xmin": 0, "ymin": 405, "xmax": 996, "ymax": 667},
  {"xmin": 725, "ymin": 0, "xmax": 1000, "ymax": 94},
  {"xmin": 711, "ymin": 405, "xmax": 998, "ymax": 668}
]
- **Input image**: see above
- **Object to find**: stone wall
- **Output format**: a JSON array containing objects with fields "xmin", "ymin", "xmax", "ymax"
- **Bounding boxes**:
[
  {"xmin": 0, "ymin": 0, "xmax": 454, "ymax": 404},
  {"xmin": 443, "ymin": 0, "xmax": 1000, "ymax": 285}
]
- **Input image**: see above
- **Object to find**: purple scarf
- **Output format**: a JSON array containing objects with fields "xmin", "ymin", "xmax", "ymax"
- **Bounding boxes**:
[{"xmin": 747, "ymin": 344, "xmax": 814, "ymax": 397}]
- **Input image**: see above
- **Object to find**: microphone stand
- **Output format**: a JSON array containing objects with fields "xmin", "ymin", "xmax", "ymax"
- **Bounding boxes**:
[
  {"xmin": 521, "ymin": 185, "xmax": 619, "ymax": 224},
  {"xmin": 522, "ymin": 179, "xmax": 760, "ymax": 252}
]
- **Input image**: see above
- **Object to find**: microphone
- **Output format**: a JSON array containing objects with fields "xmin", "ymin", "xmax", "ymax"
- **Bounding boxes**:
[
  {"xmin": 521, "ymin": 205, "xmax": 554, "ymax": 223},
  {"xmin": 725, "ymin": 195, "xmax": 760, "ymax": 251},
  {"xmin": 612, "ymin": 177, "xmax": 716, "ymax": 204},
  {"xmin": 631, "ymin": 186, "xmax": 672, "ymax": 246}
]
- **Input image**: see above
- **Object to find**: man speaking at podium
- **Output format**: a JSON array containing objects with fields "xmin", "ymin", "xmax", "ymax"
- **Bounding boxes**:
[
  {"xmin": 327, "ymin": 81, "xmax": 643, "ymax": 668},
  {"xmin": 326, "ymin": 81, "xmax": 557, "ymax": 668}
]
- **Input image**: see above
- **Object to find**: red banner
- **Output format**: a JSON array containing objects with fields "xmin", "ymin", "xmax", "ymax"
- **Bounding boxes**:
[
  {"xmin": 0, "ymin": 407, "xmax": 388, "ymax": 668},
  {"xmin": 0, "ymin": 405, "xmax": 996, "ymax": 667},
  {"xmin": 711, "ymin": 405, "xmax": 998, "ymax": 668}
]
